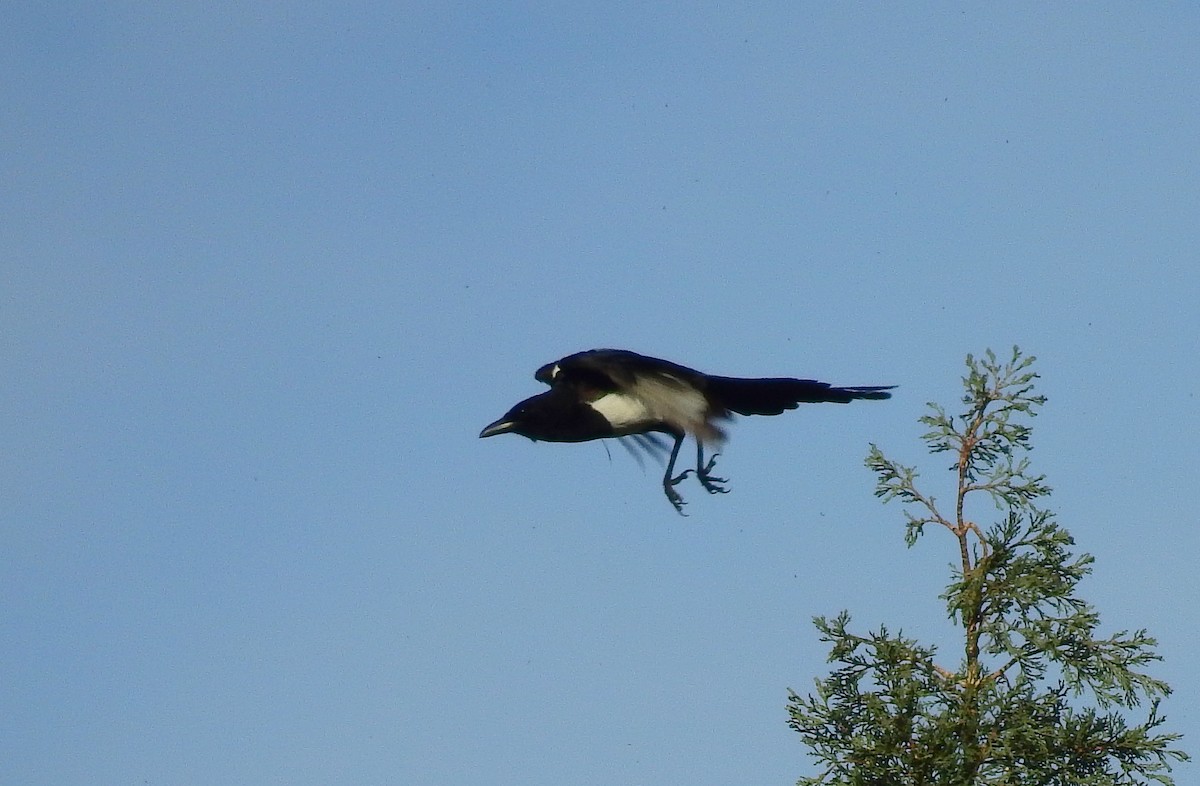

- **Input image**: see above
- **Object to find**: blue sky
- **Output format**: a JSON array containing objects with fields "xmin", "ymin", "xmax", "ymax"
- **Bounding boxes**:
[{"xmin": 3, "ymin": 4, "xmax": 1198, "ymax": 784}]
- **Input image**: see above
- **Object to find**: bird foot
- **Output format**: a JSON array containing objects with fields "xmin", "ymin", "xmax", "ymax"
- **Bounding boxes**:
[
  {"xmin": 662, "ymin": 480, "xmax": 689, "ymax": 515},
  {"xmin": 669, "ymin": 468, "xmax": 694, "ymax": 486},
  {"xmin": 697, "ymin": 454, "xmax": 730, "ymax": 495}
]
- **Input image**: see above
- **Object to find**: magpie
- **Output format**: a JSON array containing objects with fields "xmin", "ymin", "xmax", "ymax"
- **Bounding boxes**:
[{"xmin": 479, "ymin": 349, "xmax": 894, "ymax": 513}]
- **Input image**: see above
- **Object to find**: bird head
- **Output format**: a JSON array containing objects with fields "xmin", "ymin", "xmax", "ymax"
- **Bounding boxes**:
[
  {"xmin": 479, "ymin": 403, "xmax": 527, "ymax": 439},
  {"xmin": 479, "ymin": 389, "xmax": 611, "ymax": 443},
  {"xmin": 478, "ymin": 392, "xmax": 558, "ymax": 441}
]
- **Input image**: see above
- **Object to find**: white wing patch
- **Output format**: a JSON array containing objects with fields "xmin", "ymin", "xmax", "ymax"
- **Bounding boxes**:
[
  {"xmin": 583, "ymin": 373, "xmax": 723, "ymax": 442},
  {"xmin": 589, "ymin": 392, "xmax": 653, "ymax": 430}
]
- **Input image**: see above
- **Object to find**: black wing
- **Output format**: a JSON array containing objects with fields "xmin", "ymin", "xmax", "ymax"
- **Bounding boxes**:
[{"xmin": 534, "ymin": 349, "xmax": 720, "ymax": 440}]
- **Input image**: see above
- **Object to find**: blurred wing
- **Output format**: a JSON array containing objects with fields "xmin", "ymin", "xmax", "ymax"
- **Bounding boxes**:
[{"xmin": 616, "ymin": 433, "xmax": 671, "ymax": 469}]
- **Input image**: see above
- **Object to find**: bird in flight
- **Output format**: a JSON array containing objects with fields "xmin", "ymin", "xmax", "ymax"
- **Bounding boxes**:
[{"xmin": 479, "ymin": 349, "xmax": 894, "ymax": 513}]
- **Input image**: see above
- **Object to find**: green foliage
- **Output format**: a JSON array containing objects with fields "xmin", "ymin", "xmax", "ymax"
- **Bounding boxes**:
[{"xmin": 789, "ymin": 348, "xmax": 1187, "ymax": 785}]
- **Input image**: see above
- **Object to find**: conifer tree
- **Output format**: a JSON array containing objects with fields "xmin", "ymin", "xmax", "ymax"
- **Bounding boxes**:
[{"xmin": 788, "ymin": 348, "xmax": 1188, "ymax": 785}]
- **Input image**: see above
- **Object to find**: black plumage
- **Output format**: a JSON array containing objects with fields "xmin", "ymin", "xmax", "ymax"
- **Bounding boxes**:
[{"xmin": 481, "ymin": 349, "xmax": 894, "ymax": 513}]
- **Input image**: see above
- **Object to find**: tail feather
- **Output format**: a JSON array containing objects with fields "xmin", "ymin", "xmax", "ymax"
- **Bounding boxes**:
[{"xmin": 708, "ymin": 376, "xmax": 894, "ymax": 416}]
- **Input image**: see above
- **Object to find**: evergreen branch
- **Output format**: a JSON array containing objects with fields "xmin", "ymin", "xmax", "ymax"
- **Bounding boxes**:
[{"xmin": 799, "ymin": 347, "xmax": 1188, "ymax": 784}]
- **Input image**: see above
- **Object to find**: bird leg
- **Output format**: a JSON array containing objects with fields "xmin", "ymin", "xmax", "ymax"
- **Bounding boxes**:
[
  {"xmin": 695, "ymin": 442, "xmax": 729, "ymax": 495},
  {"xmin": 661, "ymin": 433, "xmax": 691, "ymax": 514}
]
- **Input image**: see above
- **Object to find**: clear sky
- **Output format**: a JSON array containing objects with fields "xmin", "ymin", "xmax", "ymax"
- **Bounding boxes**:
[{"xmin": 3, "ymin": 4, "xmax": 1198, "ymax": 785}]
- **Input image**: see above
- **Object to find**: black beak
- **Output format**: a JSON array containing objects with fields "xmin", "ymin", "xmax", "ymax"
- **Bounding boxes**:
[{"xmin": 479, "ymin": 417, "xmax": 516, "ymax": 438}]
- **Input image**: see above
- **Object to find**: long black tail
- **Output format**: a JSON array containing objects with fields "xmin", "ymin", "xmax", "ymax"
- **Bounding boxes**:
[{"xmin": 707, "ymin": 376, "xmax": 894, "ymax": 417}]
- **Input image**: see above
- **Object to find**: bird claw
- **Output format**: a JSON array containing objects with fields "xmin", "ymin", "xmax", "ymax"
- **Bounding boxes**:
[
  {"xmin": 662, "ymin": 481, "xmax": 689, "ymax": 515},
  {"xmin": 661, "ymin": 456, "xmax": 726, "ymax": 511},
  {"xmin": 697, "ymin": 454, "xmax": 730, "ymax": 495},
  {"xmin": 669, "ymin": 469, "xmax": 694, "ymax": 486}
]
